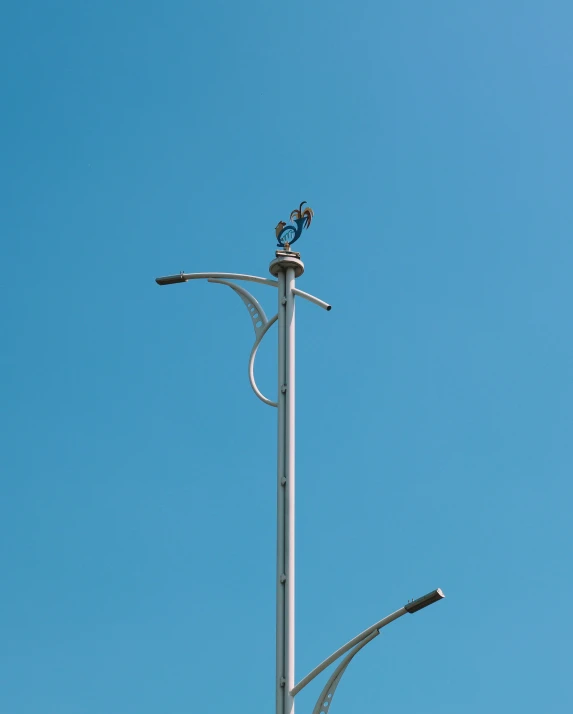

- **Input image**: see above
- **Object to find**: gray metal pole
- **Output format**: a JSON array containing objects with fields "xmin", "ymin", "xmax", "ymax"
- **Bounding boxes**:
[
  {"xmin": 271, "ymin": 254, "xmax": 303, "ymax": 714},
  {"xmin": 284, "ymin": 265, "xmax": 296, "ymax": 714},
  {"xmin": 276, "ymin": 268, "xmax": 286, "ymax": 714}
]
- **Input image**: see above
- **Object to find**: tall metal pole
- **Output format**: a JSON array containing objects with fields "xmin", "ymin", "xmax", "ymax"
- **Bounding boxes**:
[
  {"xmin": 285, "ymin": 264, "xmax": 296, "ymax": 714},
  {"xmin": 276, "ymin": 268, "xmax": 286, "ymax": 714},
  {"xmin": 272, "ymin": 254, "xmax": 302, "ymax": 714}
]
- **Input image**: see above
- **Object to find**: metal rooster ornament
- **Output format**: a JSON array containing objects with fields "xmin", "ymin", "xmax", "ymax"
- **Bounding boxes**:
[{"xmin": 275, "ymin": 201, "xmax": 314, "ymax": 249}]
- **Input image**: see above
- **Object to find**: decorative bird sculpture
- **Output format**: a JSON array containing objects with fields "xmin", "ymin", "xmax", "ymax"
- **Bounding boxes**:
[{"xmin": 275, "ymin": 201, "xmax": 314, "ymax": 249}]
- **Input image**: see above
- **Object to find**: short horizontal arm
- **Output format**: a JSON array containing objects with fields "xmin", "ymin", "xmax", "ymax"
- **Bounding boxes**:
[
  {"xmin": 291, "ymin": 287, "xmax": 331, "ymax": 311},
  {"xmin": 155, "ymin": 272, "xmax": 278, "ymax": 287},
  {"xmin": 291, "ymin": 607, "xmax": 407, "ymax": 696}
]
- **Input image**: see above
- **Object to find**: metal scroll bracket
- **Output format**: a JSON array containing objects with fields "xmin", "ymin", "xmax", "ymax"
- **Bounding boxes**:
[
  {"xmin": 208, "ymin": 279, "xmax": 278, "ymax": 407},
  {"xmin": 310, "ymin": 630, "xmax": 380, "ymax": 714}
]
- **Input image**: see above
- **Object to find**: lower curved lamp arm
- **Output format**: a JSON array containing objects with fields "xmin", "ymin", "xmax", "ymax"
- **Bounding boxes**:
[
  {"xmin": 292, "ymin": 588, "xmax": 445, "ymax": 709},
  {"xmin": 292, "ymin": 607, "xmax": 407, "ymax": 697}
]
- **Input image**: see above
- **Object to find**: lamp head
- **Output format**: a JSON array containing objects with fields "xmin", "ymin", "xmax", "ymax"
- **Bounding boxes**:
[
  {"xmin": 404, "ymin": 588, "xmax": 445, "ymax": 614},
  {"xmin": 156, "ymin": 273, "xmax": 187, "ymax": 286}
]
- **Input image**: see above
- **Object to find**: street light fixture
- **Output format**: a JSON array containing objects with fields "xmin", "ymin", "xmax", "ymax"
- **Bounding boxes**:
[
  {"xmin": 405, "ymin": 588, "xmax": 446, "ymax": 614},
  {"xmin": 155, "ymin": 203, "xmax": 445, "ymax": 714}
]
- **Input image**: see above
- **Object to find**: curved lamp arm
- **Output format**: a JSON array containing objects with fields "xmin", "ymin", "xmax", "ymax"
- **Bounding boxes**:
[
  {"xmin": 156, "ymin": 271, "xmax": 279, "ymax": 288},
  {"xmin": 292, "ymin": 588, "xmax": 445, "ymax": 705},
  {"xmin": 292, "ymin": 607, "xmax": 407, "ymax": 697}
]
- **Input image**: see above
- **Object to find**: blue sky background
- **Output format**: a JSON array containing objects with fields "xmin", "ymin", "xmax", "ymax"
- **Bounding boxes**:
[{"xmin": 2, "ymin": 1, "xmax": 572, "ymax": 712}]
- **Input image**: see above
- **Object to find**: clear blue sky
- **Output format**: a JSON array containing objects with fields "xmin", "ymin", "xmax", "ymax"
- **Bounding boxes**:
[{"xmin": 2, "ymin": 1, "xmax": 572, "ymax": 712}]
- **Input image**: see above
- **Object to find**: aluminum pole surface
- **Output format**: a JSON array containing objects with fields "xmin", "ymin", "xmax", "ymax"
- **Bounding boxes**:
[
  {"xmin": 276, "ymin": 269, "xmax": 286, "ymax": 714},
  {"xmin": 284, "ymin": 265, "xmax": 296, "ymax": 714},
  {"xmin": 271, "ymin": 254, "xmax": 303, "ymax": 714}
]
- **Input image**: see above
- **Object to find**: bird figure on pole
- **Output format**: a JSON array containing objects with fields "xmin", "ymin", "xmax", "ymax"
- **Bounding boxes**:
[{"xmin": 275, "ymin": 201, "xmax": 314, "ymax": 249}]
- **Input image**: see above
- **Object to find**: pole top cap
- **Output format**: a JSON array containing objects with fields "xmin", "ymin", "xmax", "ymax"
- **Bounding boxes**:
[{"xmin": 269, "ymin": 252, "xmax": 305, "ymax": 278}]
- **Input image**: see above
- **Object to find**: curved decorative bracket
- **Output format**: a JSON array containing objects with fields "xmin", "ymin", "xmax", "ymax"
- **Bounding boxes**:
[
  {"xmin": 208, "ymin": 279, "xmax": 278, "ymax": 408},
  {"xmin": 248, "ymin": 315, "xmax": 278, "ymax": 407},
  {"xmin": 208, "ymin": 279, "xmax": 268, "ymax": 338},
  {"xmin": 312, "ymin": 630, "xmax": 379, "ymax": 714},
  {"xmin": 156, "ymin": 271, "xmax": 331, "ymax": 408}
]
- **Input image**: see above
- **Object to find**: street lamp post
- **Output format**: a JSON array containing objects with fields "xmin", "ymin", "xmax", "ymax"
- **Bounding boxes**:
[
  {"xmin": 155, "ymin": 203, "xmax": 444, "ymax": 714},
  {"xmin": 271, "ymin": 252, "xmax": 299, "ymax": 714}
]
